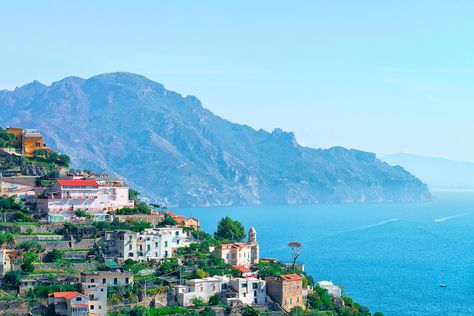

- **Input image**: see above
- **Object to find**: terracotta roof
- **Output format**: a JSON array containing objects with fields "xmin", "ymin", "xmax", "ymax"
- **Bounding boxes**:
[
  {"xmin": 280, "ymin": 274, "xmax": 303, "ymax": 281},
  {"xmin": 233, "ymin": 265, "xmax": 252, "ymax": 273},
  {"xmin": 49, "ymin": 291, "xmax": 82, "ymax": 300},
  {"xmin": 57, "ymin": 179, "xmax": 99, "ymax": 187}
]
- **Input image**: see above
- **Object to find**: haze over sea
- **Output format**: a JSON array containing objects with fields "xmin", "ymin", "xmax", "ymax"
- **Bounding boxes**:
[{"xmin": 178, "ymin": 191, "xmax": 474, "ymax": 316}]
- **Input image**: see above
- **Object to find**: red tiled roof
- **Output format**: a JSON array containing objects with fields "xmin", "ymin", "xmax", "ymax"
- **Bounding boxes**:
[
  {"xmin": 57, "ymin": 179, "xmax": 99, "ymax": 187},
  {"xmin": 280, "ymin": 274, "xmax": 303, "ymax": 281},
  {"xmin": 233, "ymin": 265, "xmax": 252, "ymax": 273},
  {"xmin": 49, "ymin": 291, "xmax": 82, "ymax": 300}
]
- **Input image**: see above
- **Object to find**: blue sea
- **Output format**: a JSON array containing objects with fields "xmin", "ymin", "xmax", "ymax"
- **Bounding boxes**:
[{"xmin": 177, "ymin": 191, "xmax": 474, "ymax": 316}]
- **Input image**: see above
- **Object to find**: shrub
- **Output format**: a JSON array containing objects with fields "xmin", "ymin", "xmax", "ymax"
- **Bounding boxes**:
[
  {"xmin": 16, "ymin": 240, "xmax": 45, "ymax": 252},
  {"xmin": 75, "ymin": 209, "xmax": 87, "ymax": 217},
  {"xmin": 43, "ymin": 249, "xmax": 63, "ymax": 263}
]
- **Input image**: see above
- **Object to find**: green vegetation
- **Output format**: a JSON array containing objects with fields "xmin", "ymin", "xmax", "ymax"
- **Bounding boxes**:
[
  {"xmin": 114, "ymin": 201, "xmax": 151, "ymax": 215},
  {"xmin": 0, "ymin": 128, "xmax": 15, "ymax": 148},
  {"xmin": 110, "ymin": 305, "xmax": 189, "ymax": 316},
  {"xmin": 161, "ymin": 213, "xmax": 177, "ymax": 226},
  {"xmin": 16, "ymin": 240, "xmax": 45, "ymax": 252},
  {"xmin": 75, "ymin": 209, "xmax": 87, "ymax": 217},
  {"xmin": 30, "ymin": 150, "xmax": 71, "ymax": 167},
  {"xmin": 43, "ymin": 249, "xmax": 63, "ymax": 263},
  {"xmin": 21, "ymin": 252, "xmax": 38, "ymax": 273},
  {"xmin": 0, "ymin": 231, "xmax": 14, "ymax": 246},
  {"xmin": 214, "ymin": 216, "xmax": 246, "ymax": 242},
  {"xmin": 94, "ymin": 218, "xmax": 152, "ymax": 232},
  {"xmin": 0, "ymin": 196, "xmax": 27, "ymax": 212},
  {"xmin": 28, "ymin": 284, "xmax": 79, "ymax": 298},
  {"xmin": 35, "ymin": 170, "xmax": 59, "ymax": 187},
  {"xmin": 2, "ymin": 270, "xmax": 22, "ymax": 290}
]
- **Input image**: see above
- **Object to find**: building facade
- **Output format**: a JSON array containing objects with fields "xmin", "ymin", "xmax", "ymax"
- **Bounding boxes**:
[
  {"xmin": 0, "ymin": 249, "xmax": 11, "ymax": 275},
  {"xmin": 266, "ymin": 274, "xmax": 305, "ymax": 312},
  {"xmin": 80, "ymin": 271, "xmax": 133, "ymax": 287},
  {"xmin": 81, "ymin": 282, "xmax": 107, "ymax": 316},
  {"xmin": 48, "ymin": 291, "xmax": 90, "ymax": 316},
  {"xmin": 217, "ymin": 228, "xmax": 259, "ymax": 267},
  {"xmin": 216, "ymin": 276, "xmax": 267, "ymax": 306},
  {"xmin": 174, "ymin": 277, "xmax": 222, "ymax": 307},
  {"xmin": 105, "ymin": 227, "xmax": 194, "ymax": 262},
  {"xmin": 38, "ymin": 176, "xmax": 134, "ymax": 222},
  {"xmin": 6, "ymin": 127, "xmax": 52, "ymax": 157}
]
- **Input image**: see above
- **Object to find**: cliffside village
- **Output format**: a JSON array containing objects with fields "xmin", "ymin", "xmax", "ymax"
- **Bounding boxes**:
[{"xmin": 0, "ymin": 127, "xmax": 364, "ymax": 316}]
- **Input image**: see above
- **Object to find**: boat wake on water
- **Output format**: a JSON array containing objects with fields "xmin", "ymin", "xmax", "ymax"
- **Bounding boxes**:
[{"xmin": 434, "ymin": 213, "xmax": 471, "ymax": 223}]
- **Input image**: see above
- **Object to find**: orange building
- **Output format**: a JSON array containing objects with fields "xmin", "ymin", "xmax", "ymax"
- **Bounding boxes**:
[
  {"xmin": 266, "ymin": 274, "xmax": 305, "ymax": 312},
  {"xmin": 5, "ymin": 127, "xmax": 51, "ymax": 157},
  {"xmin": 166, "ymin": 211, "xmax": 200, "ymax": 230}
]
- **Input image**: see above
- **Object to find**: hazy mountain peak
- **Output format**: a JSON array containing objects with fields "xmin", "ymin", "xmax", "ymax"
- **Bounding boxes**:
[{"xmin": 0, "ymin": 73, "xmax": 432, "ymax": 206}]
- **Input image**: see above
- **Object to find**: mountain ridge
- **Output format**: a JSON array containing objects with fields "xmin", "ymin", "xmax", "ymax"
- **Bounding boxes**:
[{"xmin": 0, "ymin": 72, "xmax": 432, "ymax": 206}]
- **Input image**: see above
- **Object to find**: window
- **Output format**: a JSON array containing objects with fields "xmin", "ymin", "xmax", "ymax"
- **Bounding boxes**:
[
  {"xmin": 114, "ymin": 278, "xmax": 118, "ymax": 285},
  {"xmin": 90, "ymin": 278, "xmax": 95, "ymax": 283},
  {"xmin": 243, "ymin": 293, "xmax": 246, "ymax": 297},
  {"xmin": 253, "ymin": 283, "xmax": 258, "ymax": 289},
  {"xmin": 290, "ymin": 298, "xmax": 293, "ymax": 305},
  {"xmin": 102, "ymin": 278, "xmax": 106, "ymax": 284},
  {"xmin": 99, "ymin": 305, "xmax": 102, "ymax": 309},
  {"xmin": 35, "ymin": 141, "xmax": 41, "ymax": 147},
  {"xmin": 155, "ymin": 242, "xmax": 158, "ymax": 247},
  {"xmin": 175, "ymin": 231, "xmax": 179, "ymax": 236},
  {"xmin": 76, "ymin": 297, "xmax": 82, "ymax": 302},
  {"xmin": 147, "ymin": 245, "xmax": 150, "ymax": 251},
  {"xmin": 125, "ymin": 277, "xmax": 129, "ymax": 285},
  {"xmin": 89, "ymin": 294, "xmax": 94, "ymax": 300},
  {"xmin": 90, "ymin": 305, "xmax": 94, "ymax": 310},
  {"xmin": 297, "ymin": 297, "xmax": 300, "ymax": 303},
  {"xmin": 164, "ymin": 241, "xmax": 168, "ymax": 247},
  {"xmin": 254, "ymin": 290, "xmax": 257, "ymax": 297},
  {"xmin": 242, "ymin": 283, "xmax": 247, "ymax": 288},
  {"xmin": 129, "ymin": 244, "xmax": 132, "ymax": 250}
]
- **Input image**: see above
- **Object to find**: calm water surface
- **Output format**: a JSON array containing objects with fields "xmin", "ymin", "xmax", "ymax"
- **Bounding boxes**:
[{"xmin": 177, "ymin": 192, "xmax": 474, "ymax": 316}]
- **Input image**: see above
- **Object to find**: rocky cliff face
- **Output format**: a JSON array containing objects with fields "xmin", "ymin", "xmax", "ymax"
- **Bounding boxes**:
[{"xmin": 0, "ymin": 72, "xmax": 432, "ymax": 206}]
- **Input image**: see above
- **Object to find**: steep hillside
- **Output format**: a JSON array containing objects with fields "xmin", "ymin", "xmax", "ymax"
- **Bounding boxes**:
[{"xmin": 0, "ymin": 73, "xmax": 432, "ymax": 206}]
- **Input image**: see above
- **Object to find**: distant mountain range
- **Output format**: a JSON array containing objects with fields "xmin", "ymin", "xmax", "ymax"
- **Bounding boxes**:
[
  {"xmin": 383, "ymin": 153, "xmax": 474, "ymax": 190},
  {"xmin": 0, "ymin": 72, "xmax": 432, "ymax": 206}
]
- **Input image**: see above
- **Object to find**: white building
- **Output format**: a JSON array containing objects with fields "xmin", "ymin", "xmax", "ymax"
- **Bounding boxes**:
[
  {"xmin": 174, "ymin": 277, "xmax": 222, "ymax": 307},
  {"xmin": 216, "ymin": 276, "xmax": 267, "ymax": 306},
  {"xmin": 81, "ymin": 282, "xmax": 107, "ymax": 316},
  {"xmin": 105, "ymin": 227, "xmax": 194, "ymax": 262},
  {"xmin": 0, "ymin": 249, "xmax": 11, "ymax": 275},
  {"xmin": 318, "ymin": 281, "xmax": 342, "ymax": 299},
  {"xmin": 37, "ymin": 177, "xmax": 134, "ymax": 222}
]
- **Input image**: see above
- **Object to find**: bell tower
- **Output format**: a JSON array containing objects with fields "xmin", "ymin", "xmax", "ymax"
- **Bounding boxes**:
[{"xmin": 248, "ymin": 227, "xmax": 257, "ymax": 243}]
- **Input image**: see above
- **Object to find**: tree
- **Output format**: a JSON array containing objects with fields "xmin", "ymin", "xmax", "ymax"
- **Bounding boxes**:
[
  {"xmin": 208, "ymin": 293, "xmax": 225, "ymax": 306},
  {"xmin": 214, "ymin": 216, "xmax": 246, "ymax": 242},
  {"xmin": 288, "ymin": 242, "xmax": 302, "ymax": 270},
  {"xmin": 44, "ymin": 249, "xmax": 63, "ymax": 263},
  {"xmin": 2, "ymin": 270, "xmax": 22, "ymax": 289},
  {"xmin": 21, "ymin": 251, "xmax": 38, "ymax": 273},
  {"xmin": 161, "ymin": 213, "xmax": 177, "ymax": 226}
]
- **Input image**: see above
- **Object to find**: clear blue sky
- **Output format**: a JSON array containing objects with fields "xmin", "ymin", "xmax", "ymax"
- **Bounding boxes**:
[{"xmin": 1, "ymin": 1, "xmax": 474, "ymax": 161}]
